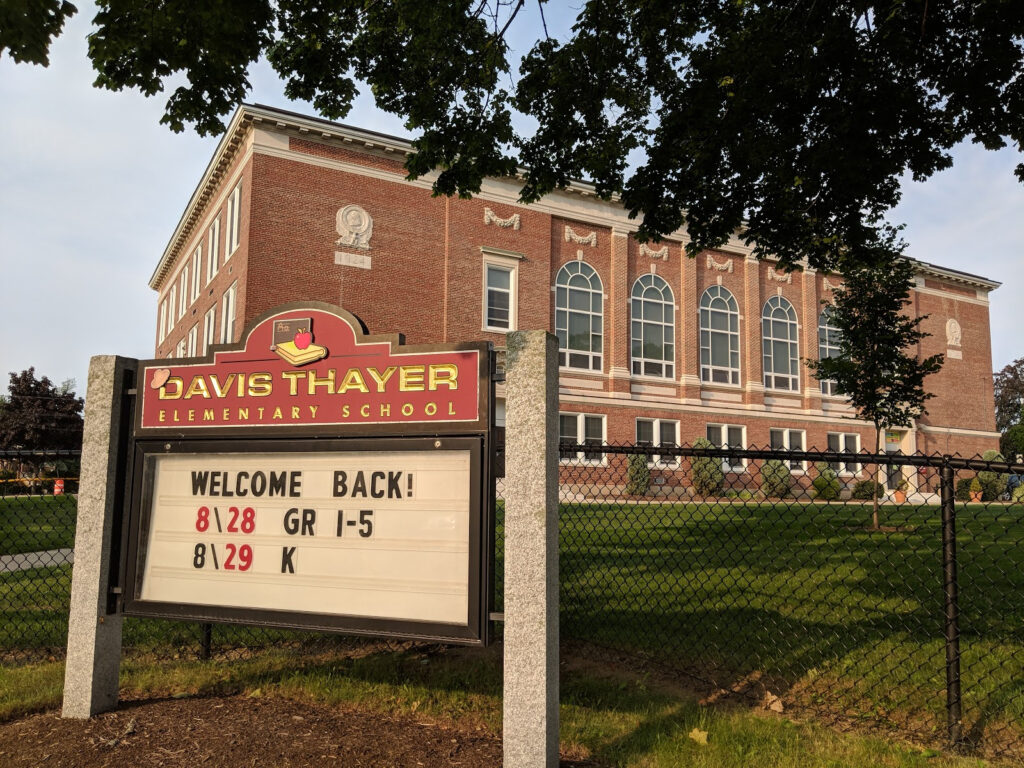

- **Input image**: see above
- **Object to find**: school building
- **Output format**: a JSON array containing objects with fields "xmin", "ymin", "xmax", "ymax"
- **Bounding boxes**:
[{"xmin": 149, "ymin": 103, "xmax": 1001, "ymax": 486}]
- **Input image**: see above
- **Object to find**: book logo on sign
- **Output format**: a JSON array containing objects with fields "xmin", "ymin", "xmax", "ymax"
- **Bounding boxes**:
[{"xmin": 271, "ymin": 317, "xmax": 328, "ymax": 367}]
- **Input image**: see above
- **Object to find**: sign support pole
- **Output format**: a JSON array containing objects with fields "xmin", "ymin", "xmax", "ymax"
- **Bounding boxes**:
[
  {"xmin": 63, "ymin": 355, "xmax": 136, "ymax": 718},
  {"xmin": 502, "ymin": 330, "xmax": 559, "ymax": 767}
]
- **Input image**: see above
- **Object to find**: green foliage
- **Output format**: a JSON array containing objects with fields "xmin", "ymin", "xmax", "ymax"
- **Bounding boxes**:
[
  {"xmin": 1000, "ymin": 424, "xmax": 1024, "ymax": 462},
  {"xmin": 625, "ymin": 454, "xmax": 651, "ymax": 497},
  {"xmin": 759, "ymin": 459, "xmax": 792, "ymax": 499},
  {"xmin": 691, "ymin": 438, "xmax": 724, "ymax": 497},
  {"xmin": 1013, "ymin": 484, "xmax": 1024, "ymax": 504},
  {"xmin": 9, "ymin": 3, "xmax": 1024, "ymax": 270},
  {"xmin": 969, "ymin": 477, "xmax": 983, "ymax": 495},
  {"xmin": 978, "ymin": 450, "xmax": 1009, "ymax": 502},
  {"xmin": 811, "ymin": 465, "xmax": 841, "ymax": 501},
  {"xmin": 851, "ymin": 480, "xmax": 884, "ymax": 500},
  {"xmin": 0, "ymin": 369, "xmax": 83, "ymax": 453},
  {"xmin": 955, "ymin": 477, "xmax": 973, "ymax": 502},
  {"xmin": 994, "ymin": 357, "xmax": 1024, "ymax": 434}
]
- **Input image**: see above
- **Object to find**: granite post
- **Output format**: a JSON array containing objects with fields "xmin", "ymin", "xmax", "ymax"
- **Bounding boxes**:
[
  {"xmin": 62, "ymin": 355, "xmax": 136, "ymax": 718},
  {"xmin": 502, "ymin": 330, "xmax": 559, "ymax": 767}
]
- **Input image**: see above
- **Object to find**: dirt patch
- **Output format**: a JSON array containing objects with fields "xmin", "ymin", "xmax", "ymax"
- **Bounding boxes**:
[{"xmin": 0, "ymin": 695, "xmax": 508, "ymax": 768}]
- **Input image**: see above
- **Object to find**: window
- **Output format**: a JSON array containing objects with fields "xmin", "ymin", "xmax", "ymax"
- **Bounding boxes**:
[
  {"xmin": 167, "ymin": 284, "xmax": 177, "ymax": 333},
  {"xmin": 178, "ymin": 268, "xmax": 189, "ymax": 319},
  {"xmin": 158, "ymin": 300, "xmax": 168, "ymax": 343},
  {"xmin": 219, "ymin": 281, "xmax": 237, "ymax": 344},
  {"xmin": 699, "ymin": 286, "xmax": 740, "ymax": 385},
  {"xmin": 827, "ymin": 432, "xmax": 860, "ymax": 474},
  {"xmin": 559, "ymin": 412, "xmax": 605, "ymax": 463},
  {"xmin": 190, "ymin": 247, "xmax": 202, "ymax": 302},
  {"xmin": 631, "ymin": 274, "xmax": 675, "ymax": 378},
  {"xmin": 706, "ymin": 423, "xmax": 745, "ymax": 472},
  {"xmin": 206, "ymin": 218, "xmax": 220, "ymax": 284},
  {"xmin": 225, "ymin": 183, "xmax": 241, "ymax": 257},
  {"xmin": 762, "ymin": 296, "xmax": 799, "ymax": 390},
  {"xmin": 555, "ymin": 261, "xmax": 603, "ymax": 371},
  {"xmin": 175, "ymin": 338, "xmax": 187, "ymax": 358},
  {"xmin": 482, "ymin": 252, "xmax": 519, "ymax": 331},
  {"xmin": 818, "ymin": 307, "xmax": 842, "ymax": 396},
  {"xmin": 636, "ymin": 418, "xmax": 680, "ymax": 466},
  {"xmin": 769, "ymin": 428, "xmax": 806, "ymax": 471},
  {"xmin": 202, "ymin": 306, "xmax": 217, "ymax": 355},
  {"xmin": 186, "ymin": 324, "xmax": 198, "ymax": 357}
]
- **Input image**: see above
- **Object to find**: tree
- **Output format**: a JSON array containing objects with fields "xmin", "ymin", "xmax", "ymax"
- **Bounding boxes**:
[
  {"xmin": 5, "ymin": 2, "xmax": 1024, "ymax": 271},
  {"xmin": 993, "ymin": 357, "xmax": 1024, "ymax": 434},
  {"xmin": 808, "ymin": 242, "xmax": 943, "ymax": 528},
  {"xmin": 0, "ymin": 368, "xmax": 84, "ymax": 453},
  {"xmin": 1001, "ymin": 424, "xmax": 1024, "ymax": 464}
]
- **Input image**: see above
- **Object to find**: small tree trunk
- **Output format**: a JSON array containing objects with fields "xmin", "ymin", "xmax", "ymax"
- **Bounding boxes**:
[{"xmin": 873, "ymin": 425, "xmax": 882, "ymax": 530}]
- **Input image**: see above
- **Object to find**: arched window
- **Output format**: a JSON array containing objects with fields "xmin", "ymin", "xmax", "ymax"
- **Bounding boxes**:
[
  {"xmin": 818, "ymin": 306, "xmax": 842, "ymax": 395},
  {"xmin": 555, "ymin": 261, "xmax": 603, "ymax": 371},
  {"xmin": 762, "ymin": 296, "xmax": 799, "ymax": 390},
  {"xmin": 699, "ymin": 286, "xmax": 740, "ymax": 385},
  {"xmin": 631, "ymin": 274, "xmax": 675, "ymax": 378}
]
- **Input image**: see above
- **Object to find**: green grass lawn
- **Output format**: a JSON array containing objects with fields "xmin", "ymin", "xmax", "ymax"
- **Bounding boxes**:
[{"xmin": 0, "ymin": 495, "xmax": 77, "ymax": 556}]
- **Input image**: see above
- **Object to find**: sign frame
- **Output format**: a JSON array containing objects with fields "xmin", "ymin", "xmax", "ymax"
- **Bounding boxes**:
[{"xmin": 116, "ymin": 303, "xmax": 496, "ymax": 646}]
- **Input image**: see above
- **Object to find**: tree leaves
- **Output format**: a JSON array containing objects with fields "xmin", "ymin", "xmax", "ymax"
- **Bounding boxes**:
[
  {"xmin": 0, "ymin": 368, "xmax": 83, "ymax": 452},
  {"xmin": 0, "ymin": 0, "xmax": 77, "ymax": 66}
]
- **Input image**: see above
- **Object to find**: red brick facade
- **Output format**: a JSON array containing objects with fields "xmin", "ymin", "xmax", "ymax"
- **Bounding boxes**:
[{"xmin": 150, "ymin": 105, "xmax": 1001, "ymax": 469}]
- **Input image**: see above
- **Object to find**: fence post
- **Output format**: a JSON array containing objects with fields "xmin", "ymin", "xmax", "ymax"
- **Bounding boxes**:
[
  {"xmin": 939, "ymin": 462, "xmax": 963, "ymax": 744},
  {"xmin": 62, "ymin": 355, "xmax": 136, "ymax": 718},
  {"xmin": 502, "ymin": 330, "xmax": 559, "ymax": 768}
]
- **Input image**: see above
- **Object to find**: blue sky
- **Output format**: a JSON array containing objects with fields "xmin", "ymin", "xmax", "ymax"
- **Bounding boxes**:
[{"xmin": 1, "ymin": 4, "xmax": 1021, "ymax": 397}]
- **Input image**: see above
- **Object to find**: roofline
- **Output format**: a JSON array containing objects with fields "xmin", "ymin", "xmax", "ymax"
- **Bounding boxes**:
[{"xmin": 150, "ymin": 103, "xmax": 1000, "ymax": 294}]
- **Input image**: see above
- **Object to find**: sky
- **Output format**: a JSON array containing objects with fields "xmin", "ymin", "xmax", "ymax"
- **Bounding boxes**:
[{"xmin": 1, "ymin": 4, "xmax": 1022, "ymax": 400}]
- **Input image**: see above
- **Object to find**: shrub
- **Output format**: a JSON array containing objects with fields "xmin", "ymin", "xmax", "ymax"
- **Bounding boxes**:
[
  {"xmin": 760, "ymin": 459, "xmax": 792, "ymax": 498},
  {"xmin": 955, "ymin": 477, "xmax": 973, "ymax": 502},
  {"xmin": 969, "ymin": 477, "xmax": 983, "ymax": 499},
  {"xmin": 1013, "ymin": 484, "xmax": 1024, "ymax": 504},
  {"xmin": 626, "ymin": 454, "xmax": 651, "ymax": 496},
  {"xmin": 812, "ymin": 470, "xmax": 841, "ymax": 501},
  {"xmin": 978, "ymin": 450, "xmax": 1008, "ymax": 501},
  {"xmin": 851, "ymin": 479, "xmax": 885, "ymax": 500},
  {"xmin": 691, "ymin": 438, "xmax": 724, "ymax": 497}
]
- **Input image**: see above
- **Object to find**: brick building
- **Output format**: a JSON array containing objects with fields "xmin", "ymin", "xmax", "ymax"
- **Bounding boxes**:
[{"xmin": 150, "ymin": 103, "xmax": 1001, "ymax": 485}]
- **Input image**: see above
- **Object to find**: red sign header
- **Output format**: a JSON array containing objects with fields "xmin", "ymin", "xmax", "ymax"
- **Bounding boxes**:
[{"xmin": 138, "ymin": 305, "xmax": 483, "ymax": 433}]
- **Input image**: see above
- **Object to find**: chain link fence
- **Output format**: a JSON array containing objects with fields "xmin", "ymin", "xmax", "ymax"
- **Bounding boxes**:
[{"xmin": 4, "ymin": 445, "xmax": 1024, "ymax": 759}]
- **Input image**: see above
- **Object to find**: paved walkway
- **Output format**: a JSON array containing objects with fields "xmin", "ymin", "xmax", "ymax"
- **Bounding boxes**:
[{"xmin": 0, "ymin": 548, "xmax": 74, "ymax": 573}]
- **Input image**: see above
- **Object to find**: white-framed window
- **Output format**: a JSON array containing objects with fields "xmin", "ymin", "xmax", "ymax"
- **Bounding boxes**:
[
  {"xmin": 706, "ymin": 423, "xmax": 746, "ymax": 472},
  {"xmin": 225, "ymin": 183, "xmax": 242, "ymax": 257},
  {"xmin": 636, "ymin": 418, "xmax": 680, "ymax": 467},
  {"xmin": 219, "ymin": 281, "xmax": 237, "ymax": 344},
  {"xmin": 699, "ymin": 286, "xmax": 740, "ymax": 385},
  {"xmin": 186, "ymin": 324, "xmax": 198, "ymax": 357},
  {"xmin": 559, "ymin": 412, "xmax": 606, "ymax": 464},
  {"xmin": 769, "ymin": 428, "xmax": 807, "ymax": 472},
  {"xmin": 827, "ymin": 432, "xmax": 861, "ymax": 474},
  {"xmin": 158, "ymin": 299, "xmax": 168, "ymax": 343},
  {"xmin": 762, "ymin": 296, "xmax": 799, "ymax": 390},
  {"xmin": 175, "ymin": 338, "xmax": 187, "ymax": 358},
  {"xmin": 178, "ymin": 268, "xmax": 189, "ymax": 319},
  {"xmin": 631, "ymin": 274, "xmax": 675, "ymax": 379},
  {"xmin": 167, "ymin": 284, "xmax": 177, "ymax": 333},
  {"xmin": 206, "ymin": 218, "xmax": 220, "ymax": 284},
  {"xmin": 190, "ymin": 246, "xmax": 202, "ymax": 302},
  {"xmin": 202, "ymin": 306, "xmax": 217, "ymax": 355},
  {"xmin": 555, "ymin": 260, "xmax": 603, "ymax": 371},
  {"xmin": 818, "ymin": 306, "xmax": 842, "ymax": 396},
  {"xmin": 482, "ymin": 251, "xmax": 519, "ymax": 331}
]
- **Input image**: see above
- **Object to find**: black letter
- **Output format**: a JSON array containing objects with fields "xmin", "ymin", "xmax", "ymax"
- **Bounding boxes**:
[
  {"xmin": 371, "ymin": 471, "xmax": 386, "ymax": 499},
  {"xmin": 352, "ymin": 471, "xmax": 367, "ymax": 497},
  {"xmin": 235, "ymin": 471, "xmax": 249, "ymax": 497},
  {"xmin": 251, "ymin": 471, "xmax": 267, "ymax": 496},
  {"xmin": 301, "ymin": 508, "xmax": 316, "ymax": 536},
  {"xmin": 283, "ymin": 507, "xmax": 299, "ymax": 535},
  {"xmin": 333, "ymin": 471, "xmax": 348, "ymax": 497},
  {"xmin": 269, "ymin": 471, "xmax": 287, "ymax": 496},
  {"xmin": 209, "ymin": 472, "xmax": 222, "ymax": 496},
  {"xmin": 281, "ymin": 547, "xmax": 296, "ymax": 574},
  {"xmin": 387, "ymin": 471, "xmax": 402, "ymax": 499},
  {"xmin": 191, "ymin": 471, "xmax": 210, "ymax": 495},
  {"xmin": 289, "ymin": 471, "xmax": 302, "ymax": 497}
]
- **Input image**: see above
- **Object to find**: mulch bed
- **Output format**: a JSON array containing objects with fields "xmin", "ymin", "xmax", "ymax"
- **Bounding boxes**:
[{"xmin": 0, "ymin": 695, "xmax": 507, "ymax": 768}]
